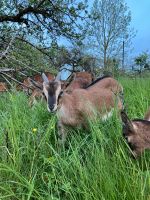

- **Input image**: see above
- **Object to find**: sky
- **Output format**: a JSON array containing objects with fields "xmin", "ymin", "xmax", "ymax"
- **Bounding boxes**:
[
  {"xmin": 59, "ymin": 0, "xmax": 150, "ymax": 68},
  {"xmin": 126, "ymin": 0, "xmax": 150, "ymax": 56}
]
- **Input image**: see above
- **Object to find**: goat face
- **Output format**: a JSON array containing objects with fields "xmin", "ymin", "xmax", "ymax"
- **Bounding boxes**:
[
  {"xmin": 121, "ymin": 111, "xmax": 150, "ymax": 158},
  {"xmin": 43, "ymin": 80, "xmax": 61, "ymax": 112}
]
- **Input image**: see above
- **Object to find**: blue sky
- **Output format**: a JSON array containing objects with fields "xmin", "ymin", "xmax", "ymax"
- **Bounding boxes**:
[
  {"xmin": 59, "ymin": 0, "xmax": 150, "ymax": 61},
  {"xmin": 126, "ymin": 0, "xmax": 150, "ymax": 56}
]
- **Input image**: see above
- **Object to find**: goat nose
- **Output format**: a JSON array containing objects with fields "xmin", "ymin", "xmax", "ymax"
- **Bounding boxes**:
[{"xmin": 49, "ymin": 105, "xmax": 54, "ymax": 111}]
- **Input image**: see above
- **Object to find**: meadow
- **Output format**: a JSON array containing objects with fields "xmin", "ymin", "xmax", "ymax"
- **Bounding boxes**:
[{"xmin": 0, "ymin": 77, "xmax": 150, "ymax": 200}]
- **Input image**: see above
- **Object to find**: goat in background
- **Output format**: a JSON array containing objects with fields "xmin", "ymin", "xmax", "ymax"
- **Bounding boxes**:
[
  {"xmin": 121, "ymin": 110, "xmax": 150, "ymax": 158},
  {"xmin": 0, "ymin": 82, "xmax": 8, "ymax": 92},
  {"xmin": 64, "ymin": 71, "xmax": 94, "ymax": 93}
]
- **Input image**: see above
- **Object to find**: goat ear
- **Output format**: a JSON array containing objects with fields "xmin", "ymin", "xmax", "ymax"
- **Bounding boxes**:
[
  {"xmin": 120, "ymin": 111, "xmax": 134, "ymax": 132},
  {"xmin": 42, "ymin": 73, "xmax": 49, "ymax": 83},
  {"xmin": 55, "ymin": 72, "xmax": 61, "ymax": 81}
]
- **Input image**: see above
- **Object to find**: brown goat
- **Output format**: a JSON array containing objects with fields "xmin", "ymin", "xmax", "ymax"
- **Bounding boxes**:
[
  {"xmin": 65, "ymin": 72, "xmax": 94, "ymax": 93},
  {"xmin": 29, "ymin": 71, "xmax": 94, "ymax": 106},
  {"xmin": 0, "ymin": 82, "xmax": 8, "ymax": 92},
  {"xmin": 86, "ymin": 75, "xmax": 123, "ymax": 94},
  {"xmin": 28, "ymin": 88, "xmax": 45, "ymax": 106},
  {"xmin": 121, "ymin": 111, "xmax": 150, "ymax": 158},
  {"xmin": 20, "ymin": 72, "xmax": 55, "ymax": 106},
  {"xmin": 42, "ymin": 74, "xmax": 123, "ymax": 144}
]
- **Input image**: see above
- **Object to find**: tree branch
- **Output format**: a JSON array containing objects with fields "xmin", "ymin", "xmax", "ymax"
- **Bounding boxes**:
[
  {"xmin": 0, "ymin": 72, "xmax": 33, "ymax": 90},
  {"xmin": 0, "ymin": 4, "xmax": 52, "ymax": 24},
  {"xmin": 16, "ymin": 37, "xmax": 53, "ymax": 61},
  {"xmin": 7, "ymin": 55, "xmax": 41, "ymax": 74},
  {"xmin": 0, "ymin": 34, "xmax": 16, "ymax": 60},
  {"xmin": 0, "ymin": 68, "xmax": 15, "ymax": 73}
]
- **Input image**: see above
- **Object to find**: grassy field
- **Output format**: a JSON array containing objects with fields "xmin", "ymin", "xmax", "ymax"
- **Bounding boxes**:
[{"xmin": 0, "ymin": 77, "xmax": 150, "ymax": 200}]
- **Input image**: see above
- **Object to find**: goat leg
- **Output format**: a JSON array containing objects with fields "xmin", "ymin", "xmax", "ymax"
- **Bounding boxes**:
[{"xmin": 57, "ymin": 121, "xmax": 67, "ymax": 145}]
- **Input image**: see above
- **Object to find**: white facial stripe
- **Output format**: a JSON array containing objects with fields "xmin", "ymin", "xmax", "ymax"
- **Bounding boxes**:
[
  {"xmin": 53, "ymin": 84, "xmax": 61, "ymax": 111},
  {"xmin": 43, "ymin": 84, "xmax": 48, "ymax": 99}
]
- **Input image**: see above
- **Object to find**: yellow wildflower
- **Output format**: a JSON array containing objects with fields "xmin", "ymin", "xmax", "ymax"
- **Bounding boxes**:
[{"xmin": 32, "ymin": 128, "xmax": 37, "ymax": 133}]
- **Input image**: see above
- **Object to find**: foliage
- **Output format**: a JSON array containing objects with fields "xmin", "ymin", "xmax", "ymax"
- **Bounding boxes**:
[
  {"xmin": 88, "ymin": 0, "xmax": 135, "ymax": 68},
  {"xmin": 135, "ymin": 52, "xmax": 149, "ymax": 67},
  {"xmin": 0, "ymin": 78, "xmax": 150, "ymax": 199},
  {"xmin": 0, "ymin": 0, "xmax": 88, "ymax": 42},
  {"xmin": 0, "ymin": 36, "xmax": 58, "ymax": 81},
  {"xmin": 133, "ymin": 52, "xmax": 150, "ymax": 75},
  {"xmin": 0, "ymin": 0, "xmax": 88, "ymax": 76},
  {"xmin": 103, "ymin": 57, "xmax": 120, "ymax": 77},
  {"xmin": 48, "ymin": 45, "xmax": 98, "ymax": 73}
]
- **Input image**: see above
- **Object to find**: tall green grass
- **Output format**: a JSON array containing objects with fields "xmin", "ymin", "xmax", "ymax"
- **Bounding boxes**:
[{"xmin": 0, "ymin": 78, "xmax": 150, "ymax": 199}]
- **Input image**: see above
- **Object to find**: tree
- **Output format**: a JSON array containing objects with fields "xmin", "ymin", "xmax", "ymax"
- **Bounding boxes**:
[
  {"xmin": 0, "ymin": 0, "xmax": 88, "ymax": 74},
  {"xmin": 134, "ymin": 52, "xmax": 150, "ymax": 75},
  {"xmin": 63, "ymin": 46, "xmax": 98, "ymax": 73},
  {"xmin": 0, "ymin": 0, "xmax": 87, "ymax": 42},
  {"xmin": 0, "ymin": 0, "xmax": 88, "ymax": 59},
  {"xmin": 89, "ymin": 0, "xmax": 134, "ymax": 69}
]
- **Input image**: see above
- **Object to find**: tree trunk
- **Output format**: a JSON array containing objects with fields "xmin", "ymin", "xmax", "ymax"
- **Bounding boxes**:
[{"xmin": 103, "ymin": 47, "xmax": 107, "ymax": 69}]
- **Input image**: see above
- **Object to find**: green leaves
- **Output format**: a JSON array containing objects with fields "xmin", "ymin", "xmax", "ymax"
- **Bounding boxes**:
[
  {"xmin": 0, "ymin": 0, "xmax": 88, "ymax": 40},
  {"xmin": 135, "ymin": 52, "xmax": 149, "ymax": 67}
]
